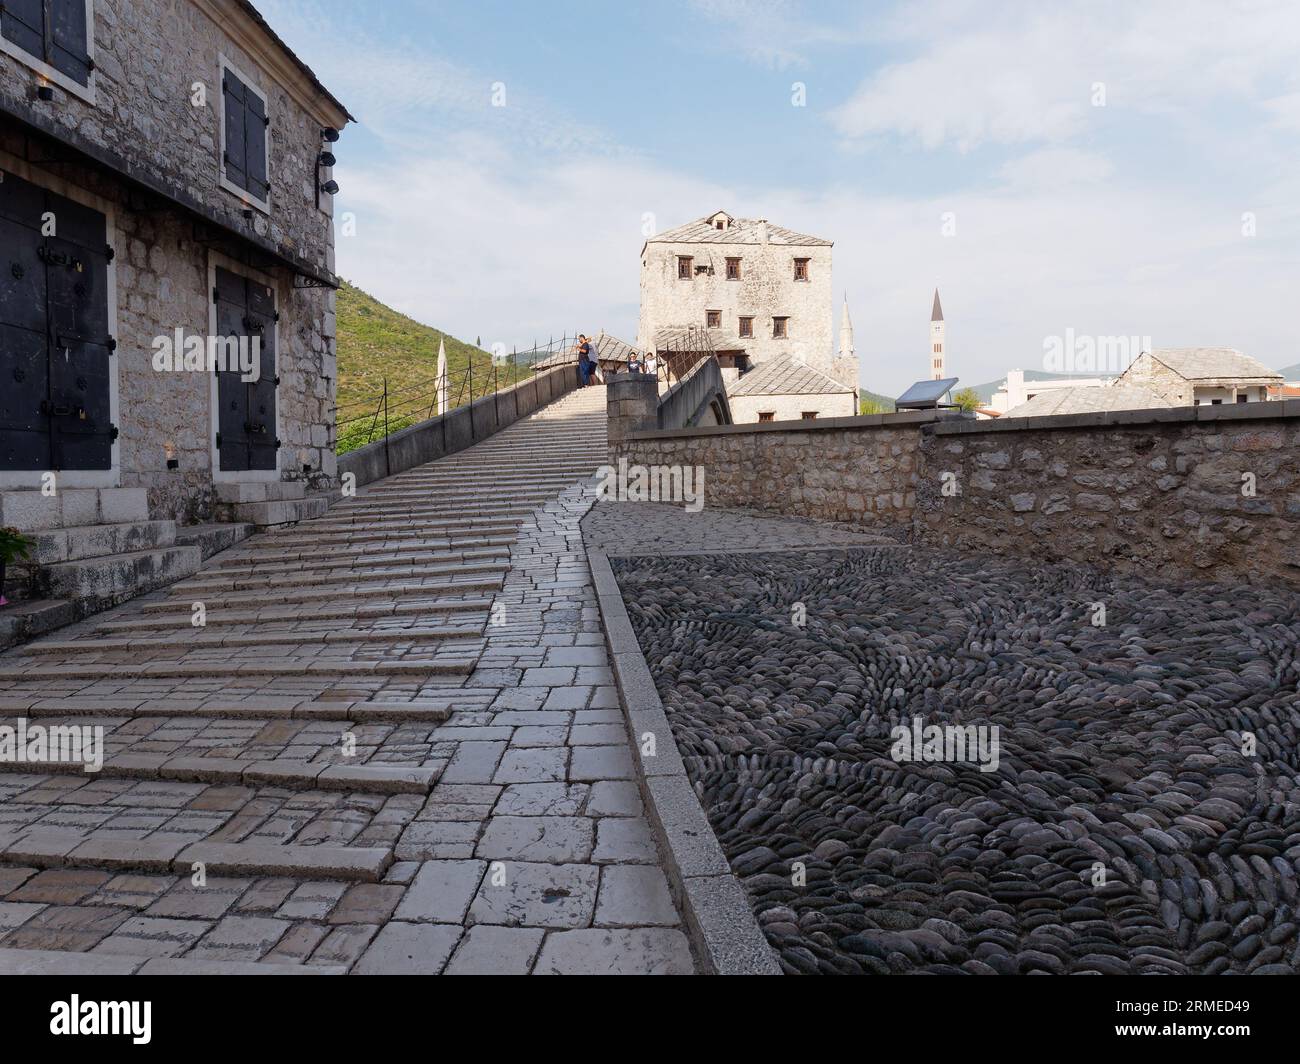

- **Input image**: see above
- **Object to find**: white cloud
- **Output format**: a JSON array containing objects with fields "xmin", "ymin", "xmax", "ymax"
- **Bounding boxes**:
[{"xmin": 829, "ymin": 0, "xmax": 1300, "ymax": 152}]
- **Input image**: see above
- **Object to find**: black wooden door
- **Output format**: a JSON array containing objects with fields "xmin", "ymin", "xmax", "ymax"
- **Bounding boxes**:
[
  {"xmin": 214, "ymin": 266, "xmax": 277, "ymax": 472},
  {"xmin": 0, "ymin": 169, "xmax": 113, "ymax": 472}
]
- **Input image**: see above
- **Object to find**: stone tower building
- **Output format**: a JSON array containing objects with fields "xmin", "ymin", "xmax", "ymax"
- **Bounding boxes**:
[
  {"xmin": 0, "ymin": 0, "xmax": 351, "ymax": 619},
  {"xmin": 930, "ymin": 288, "xmax": 947, "ymax": 380}
]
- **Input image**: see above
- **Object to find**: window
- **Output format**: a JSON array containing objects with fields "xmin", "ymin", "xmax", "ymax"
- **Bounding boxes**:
[
  {"xmin": 220, "ymin": 59, "xmax": 271, "ymax": 210},
  {"xmin": 0, "ymin": 0, "xmax": 94, "ymax": 96},
  {"xmin": 758, "ymin": 412, "xmax": 775, "ymax": 422},
  {"xmin": 934, "ymin": 359, "xmax": 942, "ymax": 370},
  {"xmin": 706, "ymin": 310, "xmax": 721, "ymax": 328},
  {"xmin": 1211, "ymin": 398, "xmax": 1222, "ymax": 405},
  {"xmin": 772, "ymin": 316, "xmax": 789, "ymax": 339},
  {"xmin": 726, "ymin": 257, "xmax": 741, "ymax": 280},
  {"xmin": 677, "ymin": 256, "xmax": 692, "ymax": 279},
  {"xmin": 801, "ymin": 412, "xmax": 818, "ymax": 420},
  {"xmin": 1237, "ymin": 394, "xmax": 1248, "ymax": 403},
  {"xmin": 738, "ymin": 316, "xmax": 754, "ymax": 338},
  {"xmin": 793, "ymin": 258, "xmax": 809, "ymax": 281},
  {"xmin": 933, "ymin": 344, "xmax": 942, "ymax": 353}
]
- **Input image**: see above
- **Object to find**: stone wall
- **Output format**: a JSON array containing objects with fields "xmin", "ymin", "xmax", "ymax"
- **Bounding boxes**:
[
  {"xmin": 728, "ymin": 390, "xmax": 857, "ymax": 424},
  {"xmin": 614, "ymin": 402, "xmax": 1300, "ymax": 584},
  {"xmin": 0, "ymin": 0, "xmax": 349, "ymax": 278},
  {"xmin": 615, "ymin": 413, "xmax": 939, "ymax": 530},
  {"xmin": 0, "ymin": 0, "xmax": 347, "ymax": 525},
  {"xmin": 917, "ymin": 405, "xmax": 1300, "ymax": 582}
]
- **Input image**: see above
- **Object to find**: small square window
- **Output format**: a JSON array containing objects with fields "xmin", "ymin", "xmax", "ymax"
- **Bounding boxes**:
[
  {"xmin": 801, "ymin": 411, "xmax": 818, "ymax": 420},
  {"xmin": 772, "ymin": 317, "xmax": 789, "ymax": 339},
  {"xmin": 726, "ymin": 257, "xmax": 741, "ymax": 280},
  {"xmin": 933, "ymin": 344, "xmax": 942, "ymax": 353},
  {"xmin": 1237, "ymin": 394, "xmax": 1248, "ymax": 403},
  {"xmin": 706, "ymin": 310, "xmax": 721, "ymax": 328},
  {"xmin": 738, "ymin": 316, "xmax": 754, "ymax": 338},
  {"xmin": 677, "ymin": 256, "xmax": 693, "ymax": 279},
  {"xmin": 758, "ymin": 412, "xmax": 775, "ymax": 422},
  {"xmin": 1, "ymin": 0, "xmax": 95, "ymax": 96},
  {"xmin": 793, "ymin": 258, "xmax": 809, "ymax": 281}
]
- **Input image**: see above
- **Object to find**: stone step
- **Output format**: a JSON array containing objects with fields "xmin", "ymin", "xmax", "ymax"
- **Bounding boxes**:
[
  {"xmin": 214, "ymin": 480, "xmax": 306, "ymax": 504},
  {"xmin": 173, "ymin": 521, "xmax": 256, "ymax": 560},
  {"xmin": 260, "ymin": 521, "xmax": 524, "ymax": 544},
  {"xmin": 304, "ymin": 507, "xmax": 536, "ymax": 529},
  {"xmin": 206, "ymin": 546, "xmax": 508, "ymax": 576},
  {"xmin": 9, "ymin": 697, "xmax": 457, "ymax": 722},
  {"xmin": 145, "ymin": 574, "xmax": 503, "ymax": 608},
  {"xmin": 0, "ymin": 751, "xmax": 439, "ymax": 794},
  {"xmin": 0, "ymin": 598, "xmax": 77, "ymax": 650},
  {"xmin": 0, "ymin": 655, "xmax": 481, "ymax": 680},
  {"xmin": 37, "ymin": 545, "xmax": 203, "ymax": 608},
  {"xmin": 0, "ymin": 948, "xmax": 345, "ymax": 975},
  {"xmin": 99, "ymin": 597, "xmax": 492, "ymax": 630},
  {"xmin": 25, "ymin": 519, "xmax": 177, "ymax": 565},
  {"xmin": 227, "ymin": 496, "xmax": 332, "ymax": 528},
  {"xmin": 25, "ymin": 624, "xmax": 482, "ymax": 655},
  {"xmin": 216, "ymin": 535, "xmax": 514, "ymax": 565},
  {"xmin": 173, "ymin": 558, "xmax": 508, "ymax": 593},
  {"xmin": 0, "ymin": 833, "xmax": 393, "ymax": 882},
  {"xmin": 0, "ymin": 486, "xmax": 148, "ymax": 532}
]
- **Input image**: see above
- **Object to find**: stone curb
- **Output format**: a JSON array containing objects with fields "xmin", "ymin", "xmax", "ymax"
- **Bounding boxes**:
[{"xmin": 587, "ymin": 546, "xmax": 782, "ymax": 976}]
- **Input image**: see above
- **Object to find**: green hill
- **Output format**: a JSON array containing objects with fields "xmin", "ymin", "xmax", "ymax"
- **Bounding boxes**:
[
  {"xmin": 334, "ymin": 281, "xmax": 530, "ymax": 453},
  {"xmin": 860, "ymin": 388, "xmax": 896, "ymax": 414}
]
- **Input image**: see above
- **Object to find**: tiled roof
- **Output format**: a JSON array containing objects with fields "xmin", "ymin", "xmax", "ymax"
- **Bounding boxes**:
[
  {"xmin": 647, "ymin": 214, "xmax": 831, "ymax": 246},
  {"xmin": 1004, "ymin": 384, "xmax": 1172, "ymax": 418},
  {"xmin": 1145, "ymin": 348, "xmax": 1282, "ymax": 382},
  {"xmin": 729, "ymin": 356, "xmax": 853, "ymax": 397},
  {"xmin": 653, "ymin": 327, "xmax": 744, "ymax": 352}
]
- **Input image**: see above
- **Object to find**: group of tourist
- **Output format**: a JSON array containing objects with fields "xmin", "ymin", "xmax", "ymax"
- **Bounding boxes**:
[{"xmin": 576, "ymin": 334, "xmax": 658, "ymax": 386}]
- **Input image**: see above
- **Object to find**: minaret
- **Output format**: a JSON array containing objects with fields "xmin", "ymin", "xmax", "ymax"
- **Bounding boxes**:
[
  {"xmin": 929, "ymin": 288, "xmax": 946, "ymax": 380},
  {"xmin": 436, "ymin": 338, "xmax": 449, "ymax": 415},
  {"xmin": 839, "ymin": 292, "xmax": 855, "ymax": 361}
]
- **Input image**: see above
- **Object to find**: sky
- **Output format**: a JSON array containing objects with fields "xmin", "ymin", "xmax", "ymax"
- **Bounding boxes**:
[{"xmin": 259, "ymin": 0, "xmax": 1300, "ymax": 396}]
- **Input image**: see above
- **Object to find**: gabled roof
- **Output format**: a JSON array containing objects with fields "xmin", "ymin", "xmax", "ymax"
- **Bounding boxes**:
[
  {"xmin": 239, "ymin": 2, "xmax": 355, "ymax": 121},
  {"xmin": 1004, "ymin": 384, "xmax": 1171, "ymax": 418},
  {"xmin": 1142, "ymin": 348, "xmax": 1281, "ymax": 382},
  {"xmin": 646, "ymin": 214, "xmax": 831, "ymax": 247},
  {"xmin": 653, "ymin": 327, "xmax": 744, "ymax": 352},
  {"xmin": 729, "ymin": 356, "xmax": 853, "ymax": 397},
  {"xmin": 931, "ymin": 289, "xmax": 944, "ymax": 322}
]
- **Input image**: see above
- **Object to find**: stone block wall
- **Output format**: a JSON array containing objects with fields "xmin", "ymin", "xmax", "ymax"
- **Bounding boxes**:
[
  {"xmin": 615, "ymin": 403, "xmax": 1300, "ymax": 584},
  {"xmin": 614, "ymin": 413, "xmax": 938, "ymax": 530},
  {"xmin": 916, "ymin": 405, "xmax": 1300, "ymax": 582}
]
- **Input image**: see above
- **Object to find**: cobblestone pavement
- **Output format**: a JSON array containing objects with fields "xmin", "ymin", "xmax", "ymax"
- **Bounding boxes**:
[
  {"xmin": 582, "ymin": 499, "xmax": 896, "ymax": 556},
  {"xmin": 0, "ymin": 386, "xmax": 694, "ymax": 975},
  {"xmin": 588, "ymin": 502, "xmax": 1300, "ymax": 976}
]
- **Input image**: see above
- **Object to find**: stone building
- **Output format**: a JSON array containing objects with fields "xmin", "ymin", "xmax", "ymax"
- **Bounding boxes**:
[
  {"xmin": 1117, "ymin": 348, "xmax": 1282, "ymax": 406},
  {"xmin": 0, "ymin": 0, "xmax": 350, "ymax": 621},
  {"xmin": 637, "ymin": 210, "xmax": 858, "ymax": 421}
]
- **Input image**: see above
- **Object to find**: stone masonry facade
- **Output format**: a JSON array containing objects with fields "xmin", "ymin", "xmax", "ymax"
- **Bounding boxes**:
[
  {"xmin": 0, "ymin": 0, "xmax": 350, "ymax": 523},
  {"xmin": 613, "ymin": 403, "xmax": 1300, "ymax": 585}
]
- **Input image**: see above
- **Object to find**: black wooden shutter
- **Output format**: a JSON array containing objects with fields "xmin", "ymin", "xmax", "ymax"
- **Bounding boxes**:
[
  {"xmin": 222, "ymin": 73, "xmax": 248, "ymax": 194},
  {"xmin": 244, "ymin": 88, "xmax": 269, "ymax": 203},
  {"xmin": 0, "ymin": 0, "xmax": 44, "ymax": 62},
  {"xmin": 48, "ymin": 0, "xmax": 91, "ymax": 86},
  {"xmin": 0, "ymin": 1, "xmax": 91, "ymax": 87}
]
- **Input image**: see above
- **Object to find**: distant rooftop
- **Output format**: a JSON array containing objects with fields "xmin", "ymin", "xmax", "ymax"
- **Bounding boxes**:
[
  {"xmin": 729, "ymin": 356, "xmax": 852, "ymax": 397},
  {"xmin": 1005, "ymin": 384, "xmax": 1172, "ymax": 418},
  {"xmin": 1144, "ymin": 348, "xmax": 1282, "ymax": 382},
  {"xmin": 646, "ymin": 210, "xmax": 831, "ymax": 247}
]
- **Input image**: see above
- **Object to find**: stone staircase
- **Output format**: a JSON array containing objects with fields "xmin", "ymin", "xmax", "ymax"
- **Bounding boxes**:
[
  {"xmin": 0, "ymin": 384, "xmax": 611, "ymax": 973},
  {"xmin": 0, "ymin": 487, "xmax": 251, "ymax": 650}
]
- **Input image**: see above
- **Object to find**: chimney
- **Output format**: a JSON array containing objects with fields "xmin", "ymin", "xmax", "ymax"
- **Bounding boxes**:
[{"xmin": 756, "ymin": 219, "xmax": 769, "ymax": 244}]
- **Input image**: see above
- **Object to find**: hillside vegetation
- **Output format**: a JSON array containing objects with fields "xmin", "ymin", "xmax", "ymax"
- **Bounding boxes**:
[{"xmin": 334, "ymin": 281, "xmax": 532, "ymax": 452}]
